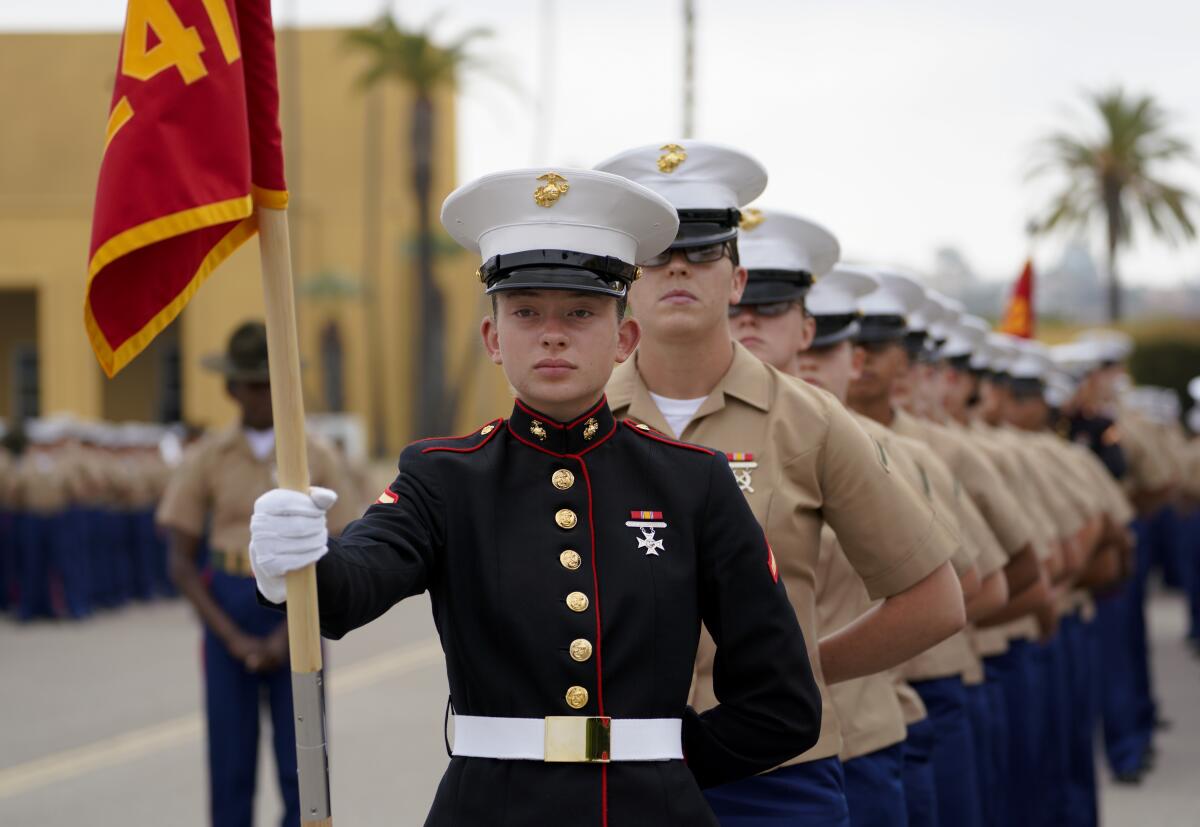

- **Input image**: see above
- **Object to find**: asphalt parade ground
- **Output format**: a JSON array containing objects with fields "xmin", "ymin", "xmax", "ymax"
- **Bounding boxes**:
[{"xmin": 2, "ymin": 588, "xmax": 1197, "ymax": 826}]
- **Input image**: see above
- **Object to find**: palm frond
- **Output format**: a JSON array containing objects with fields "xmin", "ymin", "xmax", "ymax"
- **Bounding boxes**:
[
  {"xmin": 1029, "ymin": 86, "xmax": 1198, "ymax": 261},
  {"xmin": 344, "ymin": 12, "xmax": 498, "ymax": 94}
]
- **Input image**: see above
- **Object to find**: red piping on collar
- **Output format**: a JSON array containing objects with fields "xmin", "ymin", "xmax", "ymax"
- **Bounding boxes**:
[
  {"xmin": 505, "ymin": 418, "xmax": 617, "ymax": 458},
  {"xmin": 419, "ymin": 419, "xmax": 504, "ymax": 454},
  {"xmin": 512, "ymin": 396, "xmax": 608, "ymax": 431},
  {"xmin": 621, "ymin": 420, "xmax": 715, "ymax": 455}
]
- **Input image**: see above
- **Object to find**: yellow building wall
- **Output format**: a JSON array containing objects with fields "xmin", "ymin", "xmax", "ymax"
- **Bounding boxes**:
[{"xmin": 0, "ymin": 27, "xmax": 512, "ymax": 456}]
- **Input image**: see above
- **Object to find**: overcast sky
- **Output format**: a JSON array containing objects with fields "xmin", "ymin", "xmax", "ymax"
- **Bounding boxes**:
[{"xmin": 5, "ymin": 0, "xmax": 1200, "ymax": 287}]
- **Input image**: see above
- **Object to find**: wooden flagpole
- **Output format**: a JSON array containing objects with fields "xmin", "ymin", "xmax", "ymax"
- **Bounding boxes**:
[{"xmin": 257, "ymin": 205, "xmax": 334, "ymax": 825}]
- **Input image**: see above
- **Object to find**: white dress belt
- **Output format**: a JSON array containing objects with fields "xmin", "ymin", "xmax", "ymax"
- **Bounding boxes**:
[{"xmin": 451, "ymin": 715, "xmax": 684, "ymax": 762}]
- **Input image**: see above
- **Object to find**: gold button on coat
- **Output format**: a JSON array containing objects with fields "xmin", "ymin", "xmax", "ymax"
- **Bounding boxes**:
[
  {"xmin": 552, "ymin": 469, "xmax": 575, "ymax": 490},
  {"xmin": 566, "ymin": 591, "xmax": 589, "ymax": 612},
  {"xmin": 480, "ymin": 424, "xmax": 495, "ymax": 435},
  {"xmin": 555, "ymin": 509, "xmax": 578, "ymax": 529},
  {"xmin": 559, "ymin": 550, "xmax": 582, "ymax": 570},
  {"xmin": 565, "ymin": 686, "xmax": 589, "ymax": 709},
  {"xmin": 569, "ymin": 639, "xmax": 593, "ymax": 662}
]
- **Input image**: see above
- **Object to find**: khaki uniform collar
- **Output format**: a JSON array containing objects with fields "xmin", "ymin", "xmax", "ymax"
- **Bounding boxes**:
[
  {"xmin": 213, "ymin": 424, "xmax": 272, "ymax": 462},
  {"xmin": 609, "ymin": 341, "xmax": 771, "ymax": 433}
]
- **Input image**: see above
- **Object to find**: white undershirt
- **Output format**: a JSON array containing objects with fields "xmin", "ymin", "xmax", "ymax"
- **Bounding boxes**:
[
  {"xmin": 243, "ymin": 427, "xmax": 276, "ymax": 461},
  {"xmin": 648, "ymin": 392, "xmax": 707, "ymax": 438}
]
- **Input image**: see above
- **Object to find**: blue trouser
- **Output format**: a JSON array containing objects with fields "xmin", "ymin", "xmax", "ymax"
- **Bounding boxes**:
[
  {"xmin": 85, "ymin": 508, "xmax": 116, "ymax": 609},
  {"xmin": 1061, "ymin": 613, "xmax": 1098, "ymax": 827},
  {"xmin": 962, "ymin": 683, "xmax": 993, "ymax": 825},
  {"xmin": 1181, "ymin": 509, "xmax": 1200, "ymax": 643},
  {"xmin": 1150, "ymin": 506, "xmax": 1182, "ymax": 589},
  {"xmin": 843, "ymin": 743, "xmax": 907, "ymax": 827},
  {"xmin": 705, "ymin": 756, "xmax": 851, "ymax": 826},
  {"xmin": 1096, "ymin": 516, "xmax": 1156, "ymax": 775},
  {"xmin": 1031, "ymin": 633, "xmax": 1071, "ymax": 827},
  {"xmin": 204, "ymin": 570, "xmax": 299, "ymax": 827},
  {"xmin": 980, "ymin": 663, "xmax": 1010, "ymax": 827},
  {"xmin": 911, "ymin": 676, "xmax": 982, "ymax": 827},
  {"xmin": 16, "ymin": 513, "xmax": 55, "ymax": 620},
  {"xmin": 901, "ymin": 717, "xmax": 939, "ymax": 827},
  {"xmin": 1094, "ymin": 583, "xmax": 1148, "ymax": 774},
  {"xmin": 56, "ymin": 506, "xmax": 92, "ymax": 618},
  {"xmin": 0, "ymin": 508, "xmax": 11, "ymax": 611},
  {"xmin": 1129, "ymin": 517, "xmax": 1159, "ymax": 738},
  {"xmin": 985, "ymin": 640, "xmax": 1037, "ymax": 827}
]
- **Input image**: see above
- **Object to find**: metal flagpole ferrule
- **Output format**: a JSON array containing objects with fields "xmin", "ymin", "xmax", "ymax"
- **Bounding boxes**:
[{"xmin": 292, "ymin": 669, "xmax": 332, "ymax": 822}]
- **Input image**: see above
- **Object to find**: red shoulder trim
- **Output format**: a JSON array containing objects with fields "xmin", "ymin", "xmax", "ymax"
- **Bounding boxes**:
[
  {"xmin": 418, "ymin": 418, "xmax": 504, "ymax": 454},
  {"xmin": 621, "ymin": 419, "xmax": 715, "ymax": 455}
]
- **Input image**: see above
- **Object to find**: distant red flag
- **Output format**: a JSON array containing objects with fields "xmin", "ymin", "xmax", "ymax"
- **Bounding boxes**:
[
  {"xmin": 85, "ymin": 0, "xmax": 287, "ymax": 377},
  {"xmin": 997, "ymin": 258, "xmax": 1035, "ymax": 338}
]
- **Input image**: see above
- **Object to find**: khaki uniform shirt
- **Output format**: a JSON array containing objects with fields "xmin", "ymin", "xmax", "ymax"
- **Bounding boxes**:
[
  {"xmin": 962, "ymin": 421, "xmax": 1057, "ymax": 560},
  {"xmin": 894, "ymin": 412, "xmax": 1032, "ymax": 557},
  {"xmin": 1117, "ymin": 410, "xmax": 1174, "ymax": 496},
  {"xmin": 15, "ymin": 450, "xmax": 72, "ymax": 514},
  {"xmin": 608, "ymin": 343, "xmax": 958, "ymax": 762},
  {"xmin": 883, "ymin": 412, "xmax": 988, "ymax": 684},
  {"xmin": 819, "ymin": 415, "xmax": 970, "ymax": 757},
  {"xmin": 156, "ymin": 427, "xmax": 357, "ymax": 561},
  {"xmin": 815, "ymin": 526, "xmax": 909, "ymax": 760}
]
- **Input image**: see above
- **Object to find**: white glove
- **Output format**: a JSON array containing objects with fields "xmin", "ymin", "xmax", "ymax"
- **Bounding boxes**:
[{"xmin": 250, "ymin": 486, "xmax": 338, "ymax": 604}]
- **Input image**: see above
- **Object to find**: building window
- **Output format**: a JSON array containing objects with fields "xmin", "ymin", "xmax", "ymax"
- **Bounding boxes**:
[
  {"xmin": 320, "ymin": 322, "xmax": 345, "ymax": 413},
  {"xmin": 159, "ymin": 339, "xmax": 182, "ymax": 422},
  {"xmin": 12, "ymin": 343, "xmax": 38, "ymax": 420}
]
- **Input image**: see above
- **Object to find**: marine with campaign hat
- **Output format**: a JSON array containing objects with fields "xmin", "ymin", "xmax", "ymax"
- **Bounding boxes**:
[
  {"xmin": 156, "ymin": 320, "xmax": 357, "ymax": 827},
  {"xmin": 599, "ymin": 142, "xmax": 964, "ymax": 826},
  {"xmin": 248, "ymin": 167, "xmax": 822, "ymax": 826}
]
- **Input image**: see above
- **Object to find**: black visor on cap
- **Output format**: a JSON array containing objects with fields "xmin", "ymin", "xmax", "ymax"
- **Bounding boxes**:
[
  {"xmin": 480, "ymin": 249, "xmax": 639, "ymax": 297},
  {"xmin": 855, "ymin": 314, "xmax": 908, "ymax": 343},
  {"xmin": 809, "ymin": 314, "xmax": 861, "ymax": 349},
  {"xmin": 904, "ymin": 330, "xmax": 929, "ymax": 360},
  {"xmin": 671, "ymin": 208, "xmax": 742, "ymax": 248},
  {"xmin": 1009, "ymin": 377, "xmax": 1045, "ymax": 399},
  {"xmin": 738, "ymin": 269, "xmax": 815, "ymax": 305},
  {"xmin": 945, "ymin": 353, "xmax": 972, "ymax": 371}
]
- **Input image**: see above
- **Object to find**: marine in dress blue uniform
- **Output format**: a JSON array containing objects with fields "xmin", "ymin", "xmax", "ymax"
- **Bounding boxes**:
[{"xmin": 251, "ymin": 168, "xmax": 823, "ymax": 826}]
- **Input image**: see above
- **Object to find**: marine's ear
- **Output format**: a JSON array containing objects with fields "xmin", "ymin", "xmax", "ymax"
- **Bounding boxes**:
[
  {"xmin": 480, "ymin": 315, "xmax": 503, "ymax": 365},
  {"xmin": 615, "ymin": 315, "xmax": 641, "ymax": 364}
]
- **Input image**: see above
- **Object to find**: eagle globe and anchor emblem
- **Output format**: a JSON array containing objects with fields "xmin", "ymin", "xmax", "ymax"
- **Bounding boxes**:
[{"xmin": 625, "ymin": 511, "xmax": 667, "ymax": 556}]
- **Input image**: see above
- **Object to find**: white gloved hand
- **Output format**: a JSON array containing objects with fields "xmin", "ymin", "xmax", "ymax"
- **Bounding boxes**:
[{"xmin": 250, "ymin": 486, "xmax": 338, "ymax": 604}]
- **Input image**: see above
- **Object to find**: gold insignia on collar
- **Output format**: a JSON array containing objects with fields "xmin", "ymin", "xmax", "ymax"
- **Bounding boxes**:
[
  {"xmin": 530, "ymin": 420, "xmax": 548, "ymax": 441},
  {"xmin": 534, "ymin": 172, "xmax": 570, "ymax": 207},
  {"xmin": 657, "ymin": 143, "xmax": 687, "ymax": 173},
  {"xmin": 583, "ymin": 418, "xmax": 599, "ymax": 441},
  {"xmin": 740, "ymin": 208, "xmax": 765, "ymax": 231}
]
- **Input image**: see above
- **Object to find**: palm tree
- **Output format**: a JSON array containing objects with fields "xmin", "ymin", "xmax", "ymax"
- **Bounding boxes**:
[
  {"xmin": 1029, "ymin": 87, "xmax": 1197, "ymax": 321},
  {"xmin": 346, "ymin": 14, "xmax": 494, "ymax": 438}
]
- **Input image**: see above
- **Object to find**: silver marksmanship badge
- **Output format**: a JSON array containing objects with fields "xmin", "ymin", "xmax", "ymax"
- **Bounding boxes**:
[
  {"xmin": 725, "ymin": 452, "xmax": 758, "ymax": 493},
  {"xmin": 626, "ymin": 511, "xmax": 667, "ymax": 556}
]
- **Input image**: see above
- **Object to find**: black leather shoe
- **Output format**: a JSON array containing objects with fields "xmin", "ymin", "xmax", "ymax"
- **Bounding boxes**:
[{"xmin": 1114, "ymin": 769, "xmax": 1143, "ymax": 785}]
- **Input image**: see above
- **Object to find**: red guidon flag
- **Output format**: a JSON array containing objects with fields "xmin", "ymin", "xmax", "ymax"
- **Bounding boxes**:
[
  {"xmin": 997, "ymin": 258, "xmax": 1035, "ymax": 339},
  {"xmin": 86, "ymin": 0, "xmax": 287, "ymax": 377}
]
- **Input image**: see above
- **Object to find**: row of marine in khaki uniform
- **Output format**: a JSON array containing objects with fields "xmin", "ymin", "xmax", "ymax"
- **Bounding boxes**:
[
  {"xmin": 0, "ymin": 416, "xmax": 177, "ymax": 620},
  {"xmin": 705, "ymin": 171, "xmax": 1152, "ymax": 827}
]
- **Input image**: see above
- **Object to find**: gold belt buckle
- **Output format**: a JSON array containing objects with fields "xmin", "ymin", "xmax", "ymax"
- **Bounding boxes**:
[{"xmin": 544, "ymin": 716, "xmax": 611, "ymax": 763}]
